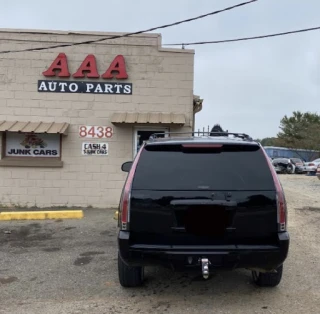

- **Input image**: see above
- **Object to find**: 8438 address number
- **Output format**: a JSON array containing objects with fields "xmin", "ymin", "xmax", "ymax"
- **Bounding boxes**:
[{"xmin": 79, "ymin": 126, "xmax": 113, "ymax": 138}]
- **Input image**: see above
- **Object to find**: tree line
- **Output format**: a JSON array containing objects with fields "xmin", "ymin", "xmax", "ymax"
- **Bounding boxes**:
[
  {"xmin": 209, "ymin": 112, "xmax": 320, "ymax": 159},
  {"xmin": 256, "ymin": 111, "xmax": 320, "ymax": 150},
  {"xmin": 209, "ymin": 111, "xmax": 319, "ymax": 151}
]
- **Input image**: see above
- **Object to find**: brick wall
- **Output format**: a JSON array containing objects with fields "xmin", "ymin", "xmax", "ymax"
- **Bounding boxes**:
[{"xmin": 0, "ymin": 29, "xmax": 195, "ymax": 208}]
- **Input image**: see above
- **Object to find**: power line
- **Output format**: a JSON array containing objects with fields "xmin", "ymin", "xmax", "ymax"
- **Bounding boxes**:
[
  {"xmin": 0, "ymin": 0, "xmax": 258, "ymax": 54},
  {"xmin": 164, "ymin": 25, "xmax": 320, "ymax": 46}
]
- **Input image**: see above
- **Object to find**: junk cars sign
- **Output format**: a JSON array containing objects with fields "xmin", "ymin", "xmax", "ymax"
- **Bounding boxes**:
[
  {"xmin": 38, "ymin": 53, "xmax": 132, "ymax": 94},
  {"xmin": 5, "ymin": 133, "xmax": 60, "ymax": 157}
]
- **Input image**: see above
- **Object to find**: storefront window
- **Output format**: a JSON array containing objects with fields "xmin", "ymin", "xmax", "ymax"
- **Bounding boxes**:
[
  {"xmin": 1, "ymin": 132, "xmax": 63, "ymax": 167},
  {"xmin": 135, "ymin": 130, "xmax": 166, "ymax": 155}
]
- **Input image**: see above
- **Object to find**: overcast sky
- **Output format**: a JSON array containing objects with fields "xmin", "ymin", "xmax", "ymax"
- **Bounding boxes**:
[{"xmin": 1, "ymin": 0, "xmax": 319, "ymax": 139}]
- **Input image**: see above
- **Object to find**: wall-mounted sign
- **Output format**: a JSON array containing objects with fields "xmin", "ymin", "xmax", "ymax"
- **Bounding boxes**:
[
  {"xmin": 5, "ymin": 133, "xmax": 60, "ymax": 157},
  {"xmin": 79, "ymin": 126, "xmax": 113, "ymax": 139},
  {"xmin": 42, "ymin": 54, "xmax": 128, "ymax": 79},
  {"xmin": 39, "ymin": 54, "xmax": 132, "ymax": 94},
  {"xmin": 38, "ymin": 80, "xmax": 132, "ymax": 94},
  {"xmin": 82, "ymin": 143, "xmax": 109, "ymax": 156}
]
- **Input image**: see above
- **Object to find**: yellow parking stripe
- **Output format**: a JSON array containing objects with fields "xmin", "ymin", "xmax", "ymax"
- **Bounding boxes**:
[{"xmin": 0, "ymin": 210, "xmax": 84, "ymax": 221}]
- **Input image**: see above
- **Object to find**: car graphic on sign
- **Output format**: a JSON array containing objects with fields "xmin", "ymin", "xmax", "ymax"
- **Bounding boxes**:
[{"xmin": 20, "ymin": 134, "xmax": 47, "ymax": 149}]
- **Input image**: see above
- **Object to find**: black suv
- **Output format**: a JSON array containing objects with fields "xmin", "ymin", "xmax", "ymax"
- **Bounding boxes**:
[{"xmin": 117, "ymin": 132, "xmax": 290, "ymax": 288}]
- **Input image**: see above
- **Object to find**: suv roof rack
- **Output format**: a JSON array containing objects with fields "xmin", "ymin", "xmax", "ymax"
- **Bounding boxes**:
[{"xmin": 149, "ymin": 131, "xmax": 253, "ymax": 141}]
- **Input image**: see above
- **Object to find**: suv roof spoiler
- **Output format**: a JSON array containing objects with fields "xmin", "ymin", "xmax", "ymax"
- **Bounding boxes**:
[{"xmin": 149, "ymin": 131, "xmax": 254, "ymax": 142}]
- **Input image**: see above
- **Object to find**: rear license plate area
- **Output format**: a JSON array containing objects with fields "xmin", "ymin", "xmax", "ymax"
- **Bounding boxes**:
[{"xmin": 175, "ymin": 205, "xmax": 231, "ymax": 237}]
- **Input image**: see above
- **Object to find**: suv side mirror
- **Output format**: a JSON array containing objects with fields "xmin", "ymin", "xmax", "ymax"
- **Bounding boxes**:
[{"xmin": 121, "ymin": 161, "xmax": 132, "ymax": 172}]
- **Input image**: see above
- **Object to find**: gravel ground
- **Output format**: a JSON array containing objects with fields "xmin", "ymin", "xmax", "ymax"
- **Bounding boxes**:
[{"xmin": 0, "ymin": 174, "xmax": 319, "ymax": 314}]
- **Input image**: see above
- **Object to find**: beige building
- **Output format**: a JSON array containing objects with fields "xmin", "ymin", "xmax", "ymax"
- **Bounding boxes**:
[{"xmin": 0, "ymin": 28, "xmax": 203, "ymax": 208}]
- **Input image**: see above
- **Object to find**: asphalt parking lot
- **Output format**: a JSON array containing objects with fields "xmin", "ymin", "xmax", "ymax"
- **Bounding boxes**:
[{"xmin": 1, "ymin": 175, "xmax": 320, "ymax": 314}]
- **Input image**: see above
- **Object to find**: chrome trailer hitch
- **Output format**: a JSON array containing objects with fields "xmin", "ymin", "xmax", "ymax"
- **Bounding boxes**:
[{"xmin": 200, "ymin": 258, "xmax": 210, "ymax": 279}]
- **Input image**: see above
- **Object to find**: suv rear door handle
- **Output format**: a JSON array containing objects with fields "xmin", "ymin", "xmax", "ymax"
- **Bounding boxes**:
[{"xmin": 170, "ymin": 200, "xmax": 237, "ymax": 207}]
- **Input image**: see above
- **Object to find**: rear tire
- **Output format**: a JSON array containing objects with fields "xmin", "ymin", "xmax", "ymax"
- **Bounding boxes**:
[
  {"xmin": 118, "ymin": 252, "xmax": 144, "ymax": 287},
  {"xmin": 286, "ymin": 165, "xmax": 294, "ymax": 174},
  {"xmin": 252, "ymin": 264, "xmax": 283, "ymax": 287}
]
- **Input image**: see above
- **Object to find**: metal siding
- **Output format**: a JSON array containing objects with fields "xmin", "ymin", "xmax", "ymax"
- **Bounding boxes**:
[
  {"xmin": 161, "ymin": 113, "xmax": 171, "ymax": 124},
  {"xmin": 137, "ymin": 113, "xmax": 148, "ymax": 123},
  {"xmin": 0, "ymin": 121, "xmax": 69, "ymax": 134},
  {"xmin": 111, "ymin": 112, "xmax": 186, "ymax": 125},
  {"xmin": 149, "ymin": 113, "xmax": 159, "ymax": 124},
  {"xmin": 0, "ymin": 121, "xmax": 18, "ymax": 131},
  {"xmin": 110, "ymin": 112, "xmax": 125, "ymax": 123},
  {"xmin": 6, "ymin": 121, "xmax": 28, "ymax": 132},
  {"xmin": 22, "ymin": 122, "xmax": 42, "ymax": 133}
]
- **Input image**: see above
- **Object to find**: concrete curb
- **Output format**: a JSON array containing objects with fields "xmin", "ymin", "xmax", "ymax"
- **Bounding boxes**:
[{"xmin": 0, "ymin": 210, "xmax": 84, "ymax": 221}]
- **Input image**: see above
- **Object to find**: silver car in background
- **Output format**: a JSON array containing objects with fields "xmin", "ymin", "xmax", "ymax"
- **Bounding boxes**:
[{"xmin": 304, "ymin": 158, "xmax": 320, "ymax": 173}]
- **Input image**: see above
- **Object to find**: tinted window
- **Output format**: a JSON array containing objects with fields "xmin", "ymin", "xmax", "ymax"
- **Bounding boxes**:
[
  {"xmin": 273, "ymin": 158, "xmax": 288, "ymax": 163},
  {"xmin": 291, "ymin": 158, "xmax": 302, "ymax": 163},
  {"xmin": 132, "ymin": 144, "xmax": 275, "ymax": 191}
]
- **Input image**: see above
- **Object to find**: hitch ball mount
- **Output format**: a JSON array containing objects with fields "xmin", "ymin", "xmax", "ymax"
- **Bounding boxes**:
[{"xmin": 200, "ymin": 257, "xmax": 210, "ymax": 279}]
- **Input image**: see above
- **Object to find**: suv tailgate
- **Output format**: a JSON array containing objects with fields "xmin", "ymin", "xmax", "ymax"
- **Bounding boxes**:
[{"xmin": 129, "ymin": 142, "xmax": 278, "ymax": 246}]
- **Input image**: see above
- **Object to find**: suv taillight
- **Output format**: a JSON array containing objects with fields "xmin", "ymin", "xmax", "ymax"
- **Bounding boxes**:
[
  {"xmin": 120, "ymin": 184, "xmax": 131, "ymax": 231},
  {"xmin": 119, "ymin": 145, "xmax": 144, "ymax": 231},
  {"xmin": 276, "ymin": 189, "xmax": 287, "ymax": 231},
  {"xmin": 261, "ymin": 147, "xmax": 287, "ymax": 232}
]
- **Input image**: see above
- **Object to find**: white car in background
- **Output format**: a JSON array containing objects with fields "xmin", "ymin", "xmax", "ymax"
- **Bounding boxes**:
[
  {"xmin": 317, "ymin": 165, "xmax": 320, "ymax": 180},
  {"xmin": 304, "ymin": 158, "xmax": 320, "ymax": 173}
]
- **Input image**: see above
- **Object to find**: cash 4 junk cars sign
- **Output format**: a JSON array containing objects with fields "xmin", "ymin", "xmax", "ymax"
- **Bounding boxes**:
[
  {"xmin": 82, "ymin": 143, "xmax": 108, "ymax": 156},
  {"xmin": 5, "ymin": 133, "xmax": 60, "ymax": 157},
  {"xmin": 38, "ymin": 53, "xmax": 132, "ymax": 94}
]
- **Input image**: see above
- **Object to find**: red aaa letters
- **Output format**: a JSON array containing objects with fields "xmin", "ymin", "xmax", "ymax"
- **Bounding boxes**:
[{"xmin": 42, "ymin": 53, "xmax": 128, "ymax": 79}]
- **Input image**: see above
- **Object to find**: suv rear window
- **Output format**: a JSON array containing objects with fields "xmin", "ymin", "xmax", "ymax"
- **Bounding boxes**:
[{"xmin": 132, "ymin": 143, "xmax": 275, "ymax": 191}]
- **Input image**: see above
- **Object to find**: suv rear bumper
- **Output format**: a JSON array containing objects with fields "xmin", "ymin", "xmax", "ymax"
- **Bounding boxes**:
[{"xmin": 118, "ymin": 231, "xmax": 290, "ymax": 271}]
